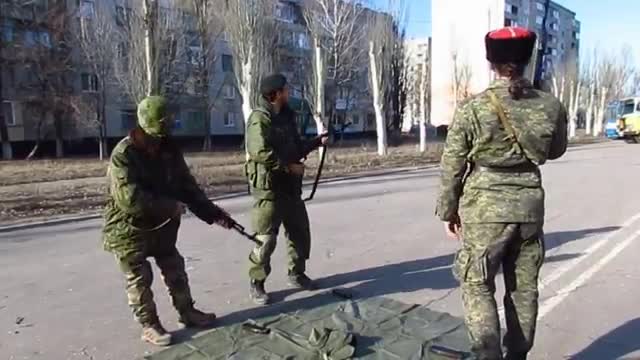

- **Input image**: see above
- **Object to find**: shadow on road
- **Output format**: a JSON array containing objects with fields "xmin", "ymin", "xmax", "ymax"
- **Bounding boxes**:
[
  {"xmin": 171, "ymin": 226, "xmax": 619, "ymax": 344},
  {"xmin": 545, "ymin": 226, "xmax": 620, "ymax": 251},
  {"xmin": 570, "ymin": 318, "xmax": 640, "ymax": 360}
]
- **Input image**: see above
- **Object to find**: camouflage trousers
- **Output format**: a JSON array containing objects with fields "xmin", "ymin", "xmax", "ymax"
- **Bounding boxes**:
[
  {"xmin": 453, "ymin": 223, "xmax": 545, "ymax": 360},
  {"xmin": 114, "ymin": 220, "xmax": 194, "ymax": 327},
  {"xmin": 249, "ymin": 196, "xmax": 311, "ymax": 281}
]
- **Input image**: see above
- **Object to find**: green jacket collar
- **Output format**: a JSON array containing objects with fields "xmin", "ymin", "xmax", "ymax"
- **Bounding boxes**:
[{"xmin": 488, "ymin": 78, "xmax": 533, "ymax": 90}]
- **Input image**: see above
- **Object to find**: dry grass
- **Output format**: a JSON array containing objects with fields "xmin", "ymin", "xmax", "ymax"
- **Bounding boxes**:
[{"xmin": 0, "ymin": 142, "xmax": 443, "ymax": 224}]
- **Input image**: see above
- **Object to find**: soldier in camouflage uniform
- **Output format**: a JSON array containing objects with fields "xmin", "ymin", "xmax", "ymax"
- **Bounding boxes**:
[
  {"xmin": 103, "ymin": 96, "xmax": 235, "ymax": 346},
  {"xmin": 436, "ymin": 27, "xmax": 568, "ymax": 360},
  {"xmin": 245, "ymin": 74, "xmax": 328, "ymax": 305}
]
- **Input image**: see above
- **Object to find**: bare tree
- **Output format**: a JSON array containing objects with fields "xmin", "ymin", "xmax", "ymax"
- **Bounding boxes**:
[
  {"xmin": 219, "ymin": 0, "xmax": 278, "ymax": 124},
  {"xmin": 418, "ymin": 51, "xmax": 430, "ymax": 152},
  {"xmin": 367, "ymin": 2, "xmax": 404, "ymax": 156},
  {"xmin": 451, "ymin": 52, "xmax": 472, "ymax": 112},
  {"xmin": 580, "ymin": 47, "xmax": 636, "ymax": 136},
  {"xmin": 115, "ymin": 2, "xmax": 189, "ymax": 103},
  {"xmin": 9, "ymin": 0, "xmax": 75, "ymax": 159},
  {"xmin": 302, "ymin": 0, "xmax": 366, "ymax": 138},
  {"xmin": 184, "ymin": 0, "xmax": 224, "ymax": 151},
  {"xmin": 76, "ymin": 1, "xmax": 120, "ymax": 160}
]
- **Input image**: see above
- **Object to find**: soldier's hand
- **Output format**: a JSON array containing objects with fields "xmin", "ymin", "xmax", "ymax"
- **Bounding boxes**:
[
  {"xmin": 288, "ymin": 163, "xmax": 305, "ymax": 176},
  {"xmin": 318, "ymin": 132, "xmax": 329, "ymax": 146},
  {"xmin": 214, "ymin": 207, "xmax": 235, "ymax": 229},
  {"xmin": 444, "ymin": 220, "xmax": 461, "ymax": 241}
]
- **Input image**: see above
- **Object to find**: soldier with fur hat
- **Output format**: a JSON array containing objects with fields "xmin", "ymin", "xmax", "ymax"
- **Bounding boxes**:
[
  {"xmin": 103, "ymin": 96, "xmax": 235, "ymax": 346},
  {"xmin": 244, "ymin": 74, "xmax": 328, "ymax": 305},
  {"xmin": 436, "ymin": 27, "xmax": 568, "ymax": 360}
]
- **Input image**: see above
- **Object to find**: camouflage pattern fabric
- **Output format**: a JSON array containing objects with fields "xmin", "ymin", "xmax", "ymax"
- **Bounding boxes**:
[
  {"xmin": 436, "ymin": 79, "xmax": 567, "ymax": 359},
  {"xmin": 115, "ymin": 220, "xmax": 195, "ymax": 326},
  {"xmin": 454, "ymin": 223, "xmax": 544, "ymax": 360},
  {"xmin": 146, "ymin": 295, "xmax": 472, "ymax": 360},
  {"xmin": 249, "ymin": 198, "xmax": 311, "ymax": 281},
  {"xmin": 103, "ymin": 132, "xmax": 227, "ymax": 326},
  {"xmin": 436, "ymin": 79, "xmax": 568, "ymax": 223},
  {"xmin": 245, "ymin": 96, "xmax": 321, "ymax": 279}
]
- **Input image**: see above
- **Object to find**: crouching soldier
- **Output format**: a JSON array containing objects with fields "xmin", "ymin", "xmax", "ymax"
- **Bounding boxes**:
[
  {"xmin": 245, "ymin": 74, "xmax": 329, "ymax": 305},
  {"xmin": 102, "ymin": 96, "xmax": 235, "ymax": 346}
]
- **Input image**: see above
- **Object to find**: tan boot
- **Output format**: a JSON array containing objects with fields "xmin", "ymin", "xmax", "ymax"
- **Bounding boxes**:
[
  {"xmin": 179, "ymin": 308, "xmax": 217, "ymax": 328},
  {"xmin": 141, "ymin": 323, "xmax": 172, "ymax": 346}
]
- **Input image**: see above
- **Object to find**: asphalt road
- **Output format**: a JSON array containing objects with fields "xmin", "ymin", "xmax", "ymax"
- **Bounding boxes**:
[{"xmin": 1, "ymin": 141, "xmax": 639, "ymax": 360}]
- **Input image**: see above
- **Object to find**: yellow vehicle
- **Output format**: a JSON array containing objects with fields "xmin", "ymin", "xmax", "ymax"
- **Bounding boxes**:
[{"xmin": 617, "ymin": 97, "xmax": 640, "ymax": 143}]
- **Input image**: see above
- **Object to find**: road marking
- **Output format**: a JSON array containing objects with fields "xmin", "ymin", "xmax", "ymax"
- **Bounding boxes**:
[
  {"xmin": 538, "ymin": 227, "xmax": 640, "ymax": 319},
  {"xmin": 498, "ymin": 211, "xmax": 640, "ymax": 322}
]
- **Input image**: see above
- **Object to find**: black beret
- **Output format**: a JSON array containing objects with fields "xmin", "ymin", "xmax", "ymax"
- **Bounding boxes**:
[
  {"xmin": 260, "ymin": 74, "xmax": 288, "ymax": 96},
  {"xmin": 485, "ymin": 27, "xmax": 537, "ymax": 64}
]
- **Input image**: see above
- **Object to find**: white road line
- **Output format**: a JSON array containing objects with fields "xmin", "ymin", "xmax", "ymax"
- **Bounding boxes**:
[
  {"xmin": 538, "ymin": 227, "xmax": 640, "ymax": 319},
  {"xmin": 498, "ymin": 211, "xmax": 640, "ymax": 322}
]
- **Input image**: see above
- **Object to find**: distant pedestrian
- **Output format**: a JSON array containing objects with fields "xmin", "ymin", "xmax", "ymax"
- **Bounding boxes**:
[
  {"xmin": 436, "ymin": 27, "xmax": 568, "ymax": 360},
  {"xmin": 102, "ymin": 96, "xmax": 235, "ymax": 346}
]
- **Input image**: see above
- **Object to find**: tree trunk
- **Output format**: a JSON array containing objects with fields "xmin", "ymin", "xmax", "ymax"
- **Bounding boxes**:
[
  {"xmin": 1, "ymin": 141, "xmax": 12, "ymax": 160},
  {"xmin": 54, "ymin": 111, "xmax": 64, "ymax": 158},
  {"xmin": 585, "ymin": 85, "xmax": 595, "ymax": 136},
  {"xmin": 593, "ymin": 87, "xmax": 608, "ymax": 136},
  {"xmin": 240, "ymin": 56, "xmax": 254, "ymax": 124},
  {"xmin": 313, "ymin": 45, "xmax": 326, "ymax": 137},
  {"xmin": 0, "ymin": 60, "xmax": 13, "ymax": 160},
  {"xmin": 369, "ymin": 41, "xmax": 387, "ymax": 156},
  {"xmin": 143, "ymin": 0, "xmax": 158, "ymax": 96},
  {"xmin": 419, "ymin": 60, "xmax": 428, "ymax": 152}
]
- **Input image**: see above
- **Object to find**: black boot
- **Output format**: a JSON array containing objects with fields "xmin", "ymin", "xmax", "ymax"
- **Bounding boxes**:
[
  {"xmin": 249, "ymin": 280, "xmax": 270, "ymax": 305},
  {"xmin": 288, "ymin": 273, "xmax": 318, "ymax": 291}
]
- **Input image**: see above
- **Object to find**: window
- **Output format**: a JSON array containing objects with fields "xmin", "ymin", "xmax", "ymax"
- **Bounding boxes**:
[
  {"xmin": 1, "ymin": 19, "xmax": 15, "ymax": 42},
  {"xmin": 297, "ymin": 32, "xmax": 310, "ymax": 49},
  {"xmin": 120, "ymin": 109, "xmax": 136, "ymax": 130},
  {"xmin": 223, "ymin": 85, "xmax": 235, "ymax": 99},
  {"xmin": 553, "ymin": 10, "xmax": 559, "ymax": 18},
  {"xmin": 511, "ymin": 5, "xmax": 518, "ymax": 15},
  {"xmin": 550, "ymin": 22, "xmax": 558, "ymax": 31},
  {"xmin": 81, "ymin": 73, "xmax": 99, "ymax": 92},
  {"xmin": 2, "ymin": 101, "xmax": 16, "ymax": 126},
  {"xmin": 117, "ymin": 42, "xmax": 128, "ymax": 58},
  {"xmin": 276, "ymin": 3, "xmax": 295, "ymax": 22},
  {"xmin": 536, "ymin": 16, "xmax": 543, "ymax": 25},
  {"xmin": 551, "ymin": 49, "xmax": 557, "ymax": 56},
  {"xmin": 536, "ymin": 2, "xmax": 545, "ymax": 11},
  {"xmin": 222, "ymin": 55, "xmax": 233, "ymax": 72},
  {"xmin": 352, "ymin": 115, "xmax": 360, "ymax": 125},
  {"xmin": 571, "ymin": 42, "xmax": 576, "ymax": 49},
  {"xmin": 221, "ymin": 32, "xmax": 230, "ymax": 42},
  {"xmin": 188, "ymin": 47, "xmax": 202, "ymax": 66},
  {"xmin": 24, "ymin": 31, "xmax": 37, "ymax": 47},
  {"xmin": 39, "ymin": 31, "xmax": 51, "ymax": 47},
  {"xmin": 504, "ymin": 19, "xmax": 513, "ymax": 27},
  {"xmin": 223, "ymin": 112, "xmax": 237, "ymax": 127},
  {"xmin": 79, "ymin": 0, "xmax": 95, "ymax": 18}
]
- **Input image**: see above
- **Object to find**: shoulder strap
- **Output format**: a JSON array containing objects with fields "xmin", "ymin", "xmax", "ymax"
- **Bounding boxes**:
[{"xmin": 486, "ymin": 90, "xmax": 525, "ymax": 155}]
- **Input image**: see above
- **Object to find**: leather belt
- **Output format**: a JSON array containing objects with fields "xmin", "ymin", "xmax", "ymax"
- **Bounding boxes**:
[{"xmin": 475, "ymin": 163, "xmax": 538, "ymax": 173}]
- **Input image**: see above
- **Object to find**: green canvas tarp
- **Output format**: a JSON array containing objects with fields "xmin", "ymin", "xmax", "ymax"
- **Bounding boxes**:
[{"xmin": 146, "ymin": 292, "xmax": 471, "ymax": 360}]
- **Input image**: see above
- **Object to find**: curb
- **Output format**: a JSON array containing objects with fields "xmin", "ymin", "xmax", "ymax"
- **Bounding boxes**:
[{"xmin": 0, "ymin": 165, "xmax": 436, "ymax": 233}]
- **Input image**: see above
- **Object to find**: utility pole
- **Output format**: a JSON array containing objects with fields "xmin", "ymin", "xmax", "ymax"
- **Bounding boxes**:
[{"xmin": 533, "ymin": 0, "xmax": 552, "ymax": 90}]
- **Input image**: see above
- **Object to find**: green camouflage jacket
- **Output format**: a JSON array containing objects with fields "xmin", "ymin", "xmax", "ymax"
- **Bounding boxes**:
[
  {"xmin": 102, "ymin": 132, "xmax": 224, "ymax": 253},
  {"xmin": 436, "ymin": 79, "xmax": 568, "ymax": 223},
  {"xmin": 245, "ymin": 97, "xmax": 322, "ymax": 200}
]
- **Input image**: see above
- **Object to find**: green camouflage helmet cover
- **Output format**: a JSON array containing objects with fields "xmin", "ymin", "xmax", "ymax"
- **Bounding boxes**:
[{"xmin": 137, "ymin": 96, "xmax": 171, "ymax": 137}]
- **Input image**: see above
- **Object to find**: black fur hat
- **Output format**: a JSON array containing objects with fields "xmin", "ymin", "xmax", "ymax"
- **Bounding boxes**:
[
  {"xmin": 485, "ymin": 27, "xmax": 537, "ymax": 64},
  {"xmin": 260, "ymin": 74, "xmax": 288, "ymax": 96}
]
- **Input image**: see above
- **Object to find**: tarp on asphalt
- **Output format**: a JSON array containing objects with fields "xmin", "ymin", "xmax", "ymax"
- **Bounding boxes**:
[{"xmin": 146, "ymin": 293, "xmax": 471, "ymax": 360}]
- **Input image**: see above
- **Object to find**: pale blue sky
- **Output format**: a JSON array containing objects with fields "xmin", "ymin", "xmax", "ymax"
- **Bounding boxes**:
[{"xmin": 371, "ymin": 0, "xmax": 640, "ymax": 65}]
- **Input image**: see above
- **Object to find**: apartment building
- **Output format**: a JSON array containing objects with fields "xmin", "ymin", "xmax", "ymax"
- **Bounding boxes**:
[
  {"xmin": 403, "ymin": 37, "xmax": 431, "ymax": 131},
  {"xmin": 504, "ymin": 0, "xmax": 581, "ymax": 80}
]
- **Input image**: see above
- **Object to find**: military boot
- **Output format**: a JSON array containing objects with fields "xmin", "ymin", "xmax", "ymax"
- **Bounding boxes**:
[
  {"xmin": 141, "ymin": 323, "xmax": 172, "ymax": 347},
  {"xmin": 178, "ymin": 308, "xmax": 217, "ymax": 328},
  {"xmin": 288, "ymin": 273, "xmax": 318, "ymax": 291},
  {"xmin": 249, "ymin": 279, "xmax": 270, "ymax": 305}
]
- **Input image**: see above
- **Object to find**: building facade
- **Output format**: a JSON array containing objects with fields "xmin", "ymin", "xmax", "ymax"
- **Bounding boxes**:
[{"xmin": 504, "ymin": 0, "xmax": 581, "ymax": 81}]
